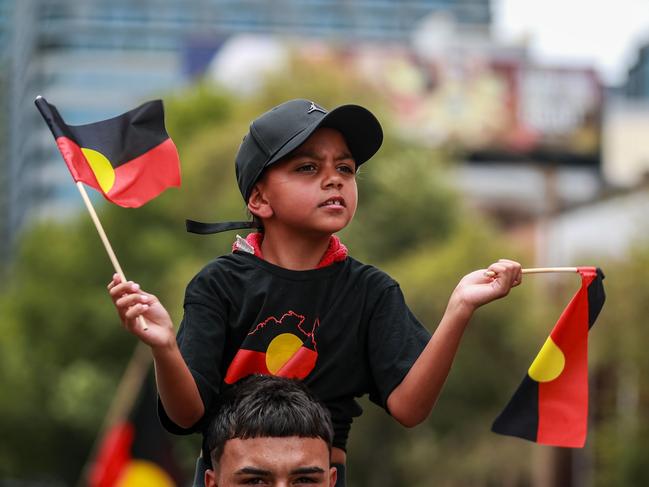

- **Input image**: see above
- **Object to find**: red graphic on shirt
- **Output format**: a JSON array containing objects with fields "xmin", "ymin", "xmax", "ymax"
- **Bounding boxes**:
[{"xmin": 224, "ymin": 311, "xmax": 319, "ymax": 384}]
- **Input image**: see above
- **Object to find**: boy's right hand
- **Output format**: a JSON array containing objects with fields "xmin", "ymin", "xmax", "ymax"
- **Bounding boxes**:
[{"xmin": 108, "ymin": 274, "xmax": 175, "ymax": 349}]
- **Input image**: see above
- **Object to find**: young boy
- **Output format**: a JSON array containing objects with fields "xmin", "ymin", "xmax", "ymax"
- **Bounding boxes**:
[
  {"xmin": 203, "ymin": 374, "xmax": 337, "ymax": 487},
  {"xmin": 109, "ymin": 99, "xmax": 522, "ymax": 486}
]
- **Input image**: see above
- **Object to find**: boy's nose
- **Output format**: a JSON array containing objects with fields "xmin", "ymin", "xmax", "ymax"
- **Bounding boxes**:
[{"xmin": 322, "ymin": 167, "xmax": 343, "ymax": 188}]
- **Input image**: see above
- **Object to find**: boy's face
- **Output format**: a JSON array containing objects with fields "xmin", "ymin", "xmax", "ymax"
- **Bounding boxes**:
[
  {"xmin": 249, "ymin": 128, "xmax": 358, "ymax": 237},
  {"xmin": 205, "ymin": 436, "xmax": 337, "ymax": 486}
]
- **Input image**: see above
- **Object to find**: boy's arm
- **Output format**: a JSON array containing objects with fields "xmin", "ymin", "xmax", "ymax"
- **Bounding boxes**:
[
  {"xmin": 108, "ymin": 275, "xmax": 205, "ymax": 429},
  {"xmin": 386, "ymin": 259, "xmax": 521, "ymax": 427},
  {"xmin": 152, "ymin": 342, "xmax": 205, "ymax": 428}
]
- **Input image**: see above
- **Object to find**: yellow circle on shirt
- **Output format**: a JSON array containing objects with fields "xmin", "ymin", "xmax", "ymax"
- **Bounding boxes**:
[{"xmin": 266, "ymin": 333, "xmax": 303, "ymax": 374}]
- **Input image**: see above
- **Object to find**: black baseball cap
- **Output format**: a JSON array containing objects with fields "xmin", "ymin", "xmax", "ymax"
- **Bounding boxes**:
[{"xmin": 186, "ymin": 99, "xmax": 383, "ymax": 234}]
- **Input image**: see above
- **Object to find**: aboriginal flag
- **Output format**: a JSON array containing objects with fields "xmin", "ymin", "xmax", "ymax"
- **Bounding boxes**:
[
  {"xmin": 225, "ymin": 311, "xmax": 320, "ymax": 384},
  {"xmin": 35, "ymin": 97, "xmax": 180, "ymax": 207},
  {"xmin": 492, "ymin": 267, "xmax": 605, "ymax": 447},
  {"xmin": 88, "ymin": 374, "xmax": 185, "ymax": 487}
]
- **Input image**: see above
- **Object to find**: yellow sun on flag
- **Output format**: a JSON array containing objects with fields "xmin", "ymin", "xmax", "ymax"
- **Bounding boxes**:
[
  {"xmin": 528, "ymin": 336, "xmax": 565, "ymax": 382},
  {"xmin": 81, "ymin": 147, "xmax": 116, "ymax": 193},
  {"xmin": 116, "ymin": 459, "xmax": 175, "ymax": 487}
]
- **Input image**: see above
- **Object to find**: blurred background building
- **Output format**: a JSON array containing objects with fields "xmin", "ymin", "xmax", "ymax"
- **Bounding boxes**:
[
  {"xmin": 0, "ymin": 0, "xmax": 493, "ymax": 265},
  {"xmin": 625, "ymin": 41, "xmax": 649, "ymax": 98},
  {"xmin": 1, "ymin": 0, "xmax": 648, "ymax": 267}
]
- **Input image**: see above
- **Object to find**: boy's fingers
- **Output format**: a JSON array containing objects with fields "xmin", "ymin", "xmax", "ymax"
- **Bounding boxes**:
[
  {"xmin": 486, "ymin": 263, "xmax": 507, "ymax": 276},
  {"xmin": 115, "ymin": 293, "xmax": 151, "ymax": 309},
  {"xmin": 106, "ymin": 274, "xmax": 123, "ymax": 290},
  {"xmin": 124, "ymin": 303, "xmax": 149, "ymax": 321},
  {"xmin": 108, "ymin": 281, "xmax": 140, "ymax": 299},
  {"xmin": 485, "ymin": 260, "xmax": 522, "ymax": 286}
]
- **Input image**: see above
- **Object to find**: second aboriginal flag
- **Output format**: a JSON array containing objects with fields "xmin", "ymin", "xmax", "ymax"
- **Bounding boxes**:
[
  {"xmin": 88, "ymin": 373, "xmax": 185, "ymax": 487},
  {"xmin": 492, "ymin": 267, "xmax": 605, "ymax": 448},
  {"xmin": 35, "ymin": 97, "xmax": 180, "ymax": 207}
]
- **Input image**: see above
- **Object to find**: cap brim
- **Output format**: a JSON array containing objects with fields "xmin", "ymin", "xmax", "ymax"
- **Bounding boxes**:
[{"xmin": 266, "ymin": 104, "xmax": 383, "ymax": 170}]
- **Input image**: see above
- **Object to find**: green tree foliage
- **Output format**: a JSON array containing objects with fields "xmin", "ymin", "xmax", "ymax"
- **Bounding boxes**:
[{"xmin": 587, "ymin": 241, "xmax": 649, "ymax": 487}]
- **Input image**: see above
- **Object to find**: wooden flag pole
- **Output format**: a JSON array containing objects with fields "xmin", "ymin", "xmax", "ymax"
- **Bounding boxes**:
[
  {"xmin": 522, "ymin": 267, "xmax": 578, "ymax": 274},
  {"xmin": 76, "ymin": 182, "xmax": 148, "ymax": 330},
  {"xmin": 485, "ymin": 267, "xmax": 579, "ymax": 278}
]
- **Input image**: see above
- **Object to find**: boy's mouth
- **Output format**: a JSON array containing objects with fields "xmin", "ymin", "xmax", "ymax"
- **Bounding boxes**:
[{"xmin": 319, "ymin": 196, "xmax": 346, "ymax": 208}]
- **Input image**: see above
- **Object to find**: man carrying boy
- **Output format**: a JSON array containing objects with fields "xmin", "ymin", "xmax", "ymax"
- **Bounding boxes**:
[
  {"xmin": 203, "ymin": 374, "xmax": 337, "ymax": 487},
  {"xmin": 109, "ymin": 99, "xmax": 522, "ymax": 486}
]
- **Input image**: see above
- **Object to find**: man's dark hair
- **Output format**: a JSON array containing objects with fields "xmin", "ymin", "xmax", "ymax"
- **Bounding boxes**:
[{"xmin": 203, "ymin": 375, "xmax": 334, "ymax": 468}]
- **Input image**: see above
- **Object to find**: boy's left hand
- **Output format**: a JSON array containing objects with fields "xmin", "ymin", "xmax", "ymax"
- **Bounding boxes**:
[{"xmin": 451, "ymin": 259, "xmax": 522, "ymax": 312}]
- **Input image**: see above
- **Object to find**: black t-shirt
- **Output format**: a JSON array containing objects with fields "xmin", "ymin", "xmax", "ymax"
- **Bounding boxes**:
[{"xmin": 159, "ymin": 251, "xmax": 431, "ymax": 450}]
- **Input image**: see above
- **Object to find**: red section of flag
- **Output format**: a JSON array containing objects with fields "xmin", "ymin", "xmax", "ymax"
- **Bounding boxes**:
[
  {"xmin": 56, "ymin": 136, "xmax": 103, "ymax": 191},
  {"xmin": 106, "ymin": 138, "xmax": 180, "ymax": 207},
  {"xmin": 88, "ymin": 422, "xmax": 134, "ymax": 487},
  {"xmin": 537, "ymin": 268, "xmax": 597, "ymax": 447},
  {"xmin": 225, "ymin": 350, "xmax": 270, "ymax": 384},
  {"xmin": 276, "ymin": 346, "xmax": 318, "ymax": 379},
  {"xmin": 55, "ymin": 136, "xmax": 180, "ymax": 207}
]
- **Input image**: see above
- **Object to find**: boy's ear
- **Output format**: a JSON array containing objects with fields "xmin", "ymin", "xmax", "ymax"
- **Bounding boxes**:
[{"xmin": 247, "ymin": 184, "xmax": 273, "ymax": 220}]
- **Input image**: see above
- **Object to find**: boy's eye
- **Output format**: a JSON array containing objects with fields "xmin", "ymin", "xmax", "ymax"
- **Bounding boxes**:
[
  {"xmin": 337, "ymin": 164, "xmax": 355, "ymax": 175},
  {"xmin": 296, "ymin": 163, "xmax": 317, "ymax": 172}
]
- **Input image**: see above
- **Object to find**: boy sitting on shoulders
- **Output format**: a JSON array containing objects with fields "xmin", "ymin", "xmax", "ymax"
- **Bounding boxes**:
[{"xmin": 109, "ymin": 99, "xmax": 522, "ymax": 486}]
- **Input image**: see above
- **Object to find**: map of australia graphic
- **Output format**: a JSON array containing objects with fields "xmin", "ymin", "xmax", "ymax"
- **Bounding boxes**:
[{"xmin": 224, "ymin": 311, "xmax": 319, "ymax": 384}]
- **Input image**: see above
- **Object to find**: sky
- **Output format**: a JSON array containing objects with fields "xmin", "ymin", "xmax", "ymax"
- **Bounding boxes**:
[{"xmin": 493, "ymin": 0, "xmax": 649, "ymax": 85}]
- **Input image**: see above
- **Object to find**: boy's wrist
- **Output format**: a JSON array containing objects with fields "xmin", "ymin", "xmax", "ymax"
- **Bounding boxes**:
[
  {"xmin": 151, "ymin": 337, "xmax": 179, "ymax": 357},
  {"xmin": 447, "ymin": 291, "xmax": 477, "ymax": 321}
]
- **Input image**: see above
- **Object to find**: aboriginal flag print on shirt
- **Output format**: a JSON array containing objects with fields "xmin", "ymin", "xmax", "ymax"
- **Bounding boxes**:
[
  {"xmin": 492, "ymin": 267, "xmax": 605, "ymax": 448},
  {"xmin": 35, "ymin": 97, "xmax": 180, "ymax": 207},
  {"xmin": 225, "ymin": 310, "xmax": 320, "ymax": 384}
]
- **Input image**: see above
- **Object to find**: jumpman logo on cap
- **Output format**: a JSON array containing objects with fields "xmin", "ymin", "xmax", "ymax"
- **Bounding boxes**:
[{"xmin": 307, "ymin": 102, "xmax": 326, "ymax": 114}]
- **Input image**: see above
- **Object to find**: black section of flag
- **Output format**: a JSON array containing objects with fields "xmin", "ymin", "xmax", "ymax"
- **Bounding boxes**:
[
  {"xmin": 587, "ymin": 268, "xmax": 605, "ymax": 329},
  {"xmin": 35, "ymin": 97, "xmax": 169, "ymax": 169},
  {"xmin": 492, "ymin": 375, "xmax": 539, "ymax": 442}
]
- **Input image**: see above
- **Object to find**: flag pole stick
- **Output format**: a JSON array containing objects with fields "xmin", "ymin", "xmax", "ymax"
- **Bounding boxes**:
[
  {"xmin": 522, "ymin": 267, "xmax": 578, "ymax": 274},
  {"xmin": 75, "ymin": 182, "xmax": 148, "ymax": 330},
  {"xmin": 485, "ymin": 267, "xmax": 579, "ymax": 278}
]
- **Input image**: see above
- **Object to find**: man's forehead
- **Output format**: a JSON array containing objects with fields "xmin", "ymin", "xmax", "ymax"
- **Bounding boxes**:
[{"xmin": 221, "ymin": 436, "xmax": 330, "ymax": 465}]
